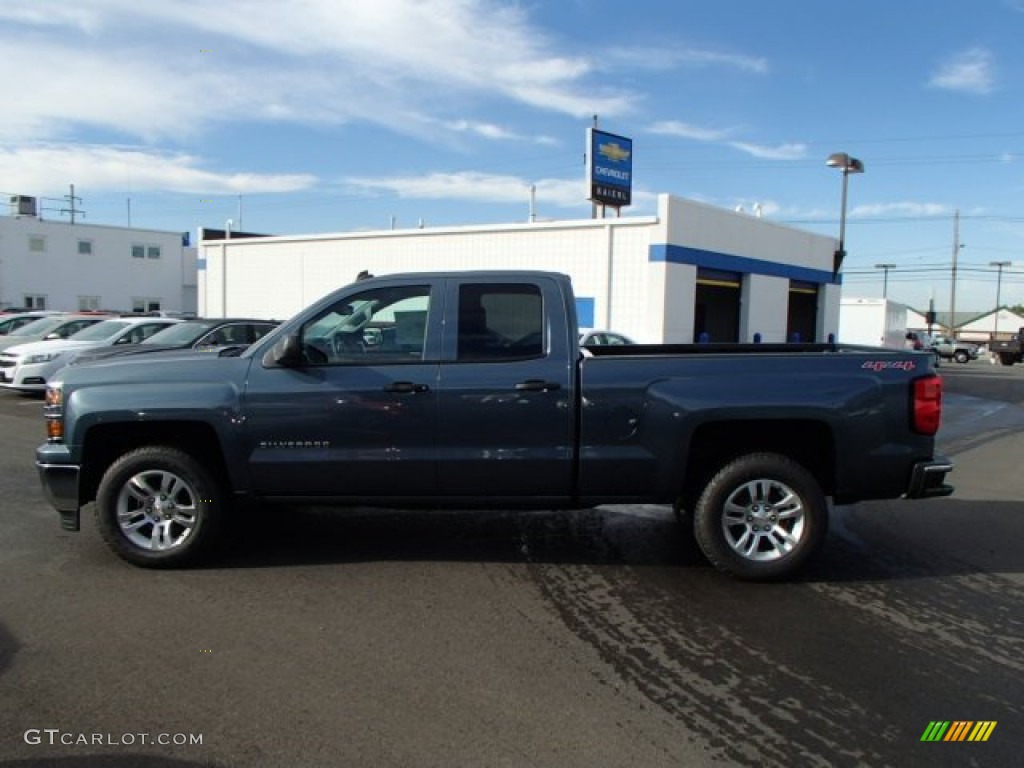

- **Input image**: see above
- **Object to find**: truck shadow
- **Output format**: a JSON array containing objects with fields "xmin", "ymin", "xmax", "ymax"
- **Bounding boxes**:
[{"xmin": 209, "ymin": 498, "xmax": 1023, "ymax": 583}]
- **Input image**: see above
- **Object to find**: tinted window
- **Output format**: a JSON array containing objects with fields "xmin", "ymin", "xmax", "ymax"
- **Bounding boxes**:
[{"xmin": 457, "ymin": 283, "xmax": 543, "ymax": 362}]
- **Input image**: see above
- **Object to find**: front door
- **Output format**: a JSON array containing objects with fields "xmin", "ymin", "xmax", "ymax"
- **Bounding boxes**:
[{"xmin": 242, "ymin": 282, "xmax": 440, "ymax": 498}]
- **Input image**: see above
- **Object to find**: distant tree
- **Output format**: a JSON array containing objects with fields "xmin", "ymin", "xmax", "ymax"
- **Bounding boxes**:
[{"xmin": 1011, "ymin": 304, "xmax": 1024, "ymax": 316}]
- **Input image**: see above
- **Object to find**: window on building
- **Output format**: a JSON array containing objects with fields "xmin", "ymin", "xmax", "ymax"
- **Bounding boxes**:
[
  {"xmin": 132, "ymin": 245, "xmax": 145, "ymax": 259},
  {"xmin": 29, "ymin": 236, "xmax": 46, "ymax": 253},
  {"xmin": 78, "ymin": 296, "xmax": 100, "ymax": 311},
  {"xmin": 147, "ymin": 245, "xmax": 161, "ymax": 259},
  {"xmin": 78, "ymin": 240, "xmax": 93, "ymax": 255},
  {"xmin": 132, "ymin": 299, "xmax": 162, "ymax": 313},
  {"xmin": 24, "ymin": 295, "xmax": 46, "ymax": 309}
]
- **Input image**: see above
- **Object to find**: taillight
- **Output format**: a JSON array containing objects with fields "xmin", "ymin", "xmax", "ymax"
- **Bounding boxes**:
[{"xmin": 913, "ymin": 375, "xmax": 942, "ymax": 435}]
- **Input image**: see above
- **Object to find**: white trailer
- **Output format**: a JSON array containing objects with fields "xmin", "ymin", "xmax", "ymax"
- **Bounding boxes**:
[{"xmin": 839, "ymin": 297, "xmax": 908, "ymax": 349}]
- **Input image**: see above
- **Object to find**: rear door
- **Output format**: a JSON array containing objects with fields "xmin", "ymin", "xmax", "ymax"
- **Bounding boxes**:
[{"xmin": 434, "ymin": 277, "xmax": 575, "ymax": 499}]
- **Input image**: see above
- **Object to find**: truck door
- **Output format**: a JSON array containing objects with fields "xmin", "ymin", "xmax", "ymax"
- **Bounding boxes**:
[
  {"xmin": 242, "ymin": 282, "xmax": 440, "ymax": 498},
  {"xmin": 435, "ymin": 278, "xmax": 574, "ymax": 500}
]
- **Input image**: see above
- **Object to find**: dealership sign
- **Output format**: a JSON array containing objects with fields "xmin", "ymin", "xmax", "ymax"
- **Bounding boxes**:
[{"xmin": 587, "ymin": 128, "xmax": 633, "ymax": 208}]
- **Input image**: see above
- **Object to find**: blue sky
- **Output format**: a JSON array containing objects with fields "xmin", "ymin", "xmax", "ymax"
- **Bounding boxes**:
[{"xmin": 2, "ymin": 0, "xmax": 1023, "ymax": 313}]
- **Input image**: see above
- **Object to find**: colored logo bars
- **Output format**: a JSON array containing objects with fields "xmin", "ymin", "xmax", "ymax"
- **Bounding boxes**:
[{"xmin": 920, "ymin": 721, "xmax": 997, "ymax": 742}]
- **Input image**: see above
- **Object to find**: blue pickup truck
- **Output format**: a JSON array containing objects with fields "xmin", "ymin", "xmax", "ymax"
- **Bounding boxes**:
[{"xmin": 36, "ymin": 271, "xmax": 953, "ymax": 580}]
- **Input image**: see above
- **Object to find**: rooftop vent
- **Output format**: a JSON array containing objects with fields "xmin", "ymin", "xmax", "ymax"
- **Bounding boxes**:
[{"xmin": 10, "ymin": 195, "xmax": 37, "ymax": 217}]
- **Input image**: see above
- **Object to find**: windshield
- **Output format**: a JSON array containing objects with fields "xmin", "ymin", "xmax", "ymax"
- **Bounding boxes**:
[
  {"xmin": 67, "ymin": 320, "xmax": 132, "ymax": 341},
  {"xmin": 8, "ymin": 316, "xmax": 66, "ymax": 337},
  {"xmin": 141, "ymin": 321, "xmax": 219, "ymax": 346}
]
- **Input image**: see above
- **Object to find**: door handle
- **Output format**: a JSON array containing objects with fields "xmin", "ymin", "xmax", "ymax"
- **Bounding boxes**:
[
  {"xmin": 384, "ymin": 381, "xmax": 430, "ymax": 394},
  {"xmin": 514, "ymin": 379, "xmax": 561, "ymax": 392}
]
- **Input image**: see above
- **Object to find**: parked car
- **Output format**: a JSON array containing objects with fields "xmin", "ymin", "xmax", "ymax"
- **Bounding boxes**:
[
  {"xmin": 0, "ymin": 310, "xmax": 61, "ymax": 336},
  {"xmin": 580, "ymin": 330, "xmax": 635, "ymax": 346},
  {"xmin": 929, "ymin": 335, "xmax": 979, "ymax": 364},
  {"xmin": 68, "ymin": 318, "xmax": 281, "ymax": 366},
  {"xmin": 0, "ymin": 314, "xmax": 111, "ymax": 353},
  {"xmin": 0, "ymin": 317, "xmax": 181, "ymax": 392}
]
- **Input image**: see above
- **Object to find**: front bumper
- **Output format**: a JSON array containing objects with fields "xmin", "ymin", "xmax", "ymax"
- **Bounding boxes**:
[
  {"xmin": 905, "ymin": 456, "xmax": 954, "ymax": 499},
  {"xmin": 0, "ymin": 362, "xmax": 50, "ymax": 391},
  {"xmin": 36, "ymin": 454, "xmax": 81, "ymax": 531}
]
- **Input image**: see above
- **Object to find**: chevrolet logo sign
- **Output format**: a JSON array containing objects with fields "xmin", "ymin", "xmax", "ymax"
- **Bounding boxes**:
[{"xmin": 598, "ymin": 141, "xmax": 631, "ymax": 163}]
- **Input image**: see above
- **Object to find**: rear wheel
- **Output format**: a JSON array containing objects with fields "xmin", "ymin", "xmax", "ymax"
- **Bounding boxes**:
[
  {"xmin": 953, "ymin": 350, "xmax": 969, "ymax": 364},
  {"xmin": 95, "ymin": 446, "xmax": 224, "ymax": 568},
  {"xmin": 693, "ymin": 453, "xmax": 828, "ymax": 581},
  {"xmin": 999, "ymin": 352, "xmax": 1016, "ymax": 366}
]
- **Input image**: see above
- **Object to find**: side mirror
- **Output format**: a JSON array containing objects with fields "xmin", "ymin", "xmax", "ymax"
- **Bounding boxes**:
[{"xmin": 263, "ymin": 333, "xmax": 304, "ymax": 368}]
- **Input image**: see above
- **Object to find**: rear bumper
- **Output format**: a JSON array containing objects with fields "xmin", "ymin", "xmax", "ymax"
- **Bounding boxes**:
[
  {"xmin": 905, "ymin": 456, "xmax": 954, "ymax": 499},
  {"xmin": 36, "ymin": 460, "xmax": 81, "ymax": 531}
]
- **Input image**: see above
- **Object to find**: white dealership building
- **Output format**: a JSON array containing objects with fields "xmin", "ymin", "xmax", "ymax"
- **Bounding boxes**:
[
  {"xmin": 0, "ymin": 196, "xmax": 197, "ymax": 315},
  {"xmin": 198, "ymin": 194, "xmax": 841, "ymax": 344}
]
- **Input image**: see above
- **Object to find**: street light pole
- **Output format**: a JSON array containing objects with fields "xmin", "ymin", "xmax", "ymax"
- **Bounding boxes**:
[
  {"xmin": 990, "ymin": 260, "xmax": 1011, "ymax": 339},
  {"xmin": 875, "ymin": 263, "xmax": 896, "ymax": 298},
  {"xmin": 826, "ymin": 153, "xmax": 865, "ymax": 275}
]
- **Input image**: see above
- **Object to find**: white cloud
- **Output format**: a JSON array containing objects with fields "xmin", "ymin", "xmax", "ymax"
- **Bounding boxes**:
[
  {"xmin": 929, "ymin": 47, "xmax": 995, "ymax": 94},
  {"xmin": 648, "ymin": 121, "xmax": 734, "ymax": 142},
  {"xmin": 343, "ymin": 170, "xmax": 658, "ymax": 212},
  {"xmin": 729, "ymin": 142, "xmax": 807, "ymax": 160},
  {"xmin": 609, "ymin": 46, "xmax": 768, "ymax": 74},
  {"xmin": 0, "ymin": 0, "xmax": 634, "ymax": 146},
  {"xmin": 0, "ymin": 145, "xmax": 316, "ymax": 195},
  {"xmin": 850, "ymin": 202, "xmax": 951, "ymax": 218},
  {"xmin": 343, "ymin": 171, "xmax": 581, "ymax": 207}
]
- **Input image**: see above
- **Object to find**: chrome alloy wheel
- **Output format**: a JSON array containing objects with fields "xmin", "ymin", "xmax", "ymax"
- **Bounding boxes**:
[
  {"xmin": 116, "ymin": 469, "xmax": 199, "ymax": 552},
  {"xmin": 720, "ymin": 478, "xmax": 806, "ymax": 562}
]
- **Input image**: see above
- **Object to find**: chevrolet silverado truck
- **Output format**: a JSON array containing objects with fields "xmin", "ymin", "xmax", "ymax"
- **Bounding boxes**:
[
  {"xmin": 929, "ymin": 334, "xmax": 979, "ymax": 364},
  {"xmin": 36, "ymin": 271, "xmax": 953, "ymax": 580}
]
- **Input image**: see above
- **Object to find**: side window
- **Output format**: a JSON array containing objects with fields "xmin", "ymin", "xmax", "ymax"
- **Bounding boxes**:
[
  {"xmin": 457, "ymin": 283, "xmax": 543, "ymax": 362},
  {"xmin": 250, "ymin": 324, "xmax": 276, "ymax": 342},
  {"xmin": 301, "ymin": 285, "xmax": 431, "ymax": 365}
]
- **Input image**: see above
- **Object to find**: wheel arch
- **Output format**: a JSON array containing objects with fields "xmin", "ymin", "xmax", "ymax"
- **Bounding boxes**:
[
  {"xmin": 79, "ymin": 421, "xmax": 231, "ymax": 507},
  {"xmin": 678, "ymin": 419, "xmax": 835, "ymax": 508}
]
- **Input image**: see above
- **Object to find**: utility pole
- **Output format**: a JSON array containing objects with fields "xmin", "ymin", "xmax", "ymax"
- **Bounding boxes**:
[
  {"xmin": 61, "ymin": 184, "xmax": 85, "ymax": 224},
  {"xmin": 949, "ymin": 210, "xmax": 960, "ymax": 337}
]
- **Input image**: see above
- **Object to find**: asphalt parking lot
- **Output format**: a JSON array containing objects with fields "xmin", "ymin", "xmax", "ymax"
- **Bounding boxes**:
[{"xmin": 0, "ymin": 361, "xmax": 1022, "ymax": 767}]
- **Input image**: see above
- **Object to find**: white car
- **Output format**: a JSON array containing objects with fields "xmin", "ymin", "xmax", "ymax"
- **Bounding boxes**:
[
  {"xmin": 579, "ymin": 330, "xmax": 635, "ymax": 347},
  {"xmin": 0, "ymin": 317, "xmax": 181, "ymax": 392},
  {"xmin": 0, "ymin": 310, "xmax": 60, "ymax": 336},
  {"xmin": 0, "ymin": 313, "xmax": 110, "ymax": 352}
]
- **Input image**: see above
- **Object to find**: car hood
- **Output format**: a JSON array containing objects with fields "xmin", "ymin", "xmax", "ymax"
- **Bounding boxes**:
[
  {"xmin": 0, "ymin": 339, "xmax": 99, "ymax": 357},
  {"xmin": 72, "ymin": 344, "xmax": 250, "ymax": 365}
]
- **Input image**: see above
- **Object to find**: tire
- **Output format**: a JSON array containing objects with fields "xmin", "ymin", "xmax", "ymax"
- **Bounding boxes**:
[
  {"xmin": 953, "ymin": 350, "xmax": 969, "ymax": 364},
  {"xmin": 95, "ymin": 446, "xmax": 224, "ymax": 568},
  {"xmin": 693, "ymin": 453, "xmax": 828, "ymax": 581},
  {"xmin": 999, "ymin": 353, "xmax": 1016, "ymax": 366}
]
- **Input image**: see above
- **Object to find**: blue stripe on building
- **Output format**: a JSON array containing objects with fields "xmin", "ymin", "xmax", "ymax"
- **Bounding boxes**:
[{"xmin": 650, "ymin": 244, "xmax": 840, "ymax": 285}]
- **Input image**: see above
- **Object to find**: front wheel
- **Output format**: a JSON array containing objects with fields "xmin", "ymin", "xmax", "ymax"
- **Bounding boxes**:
[
  {"xmin": 999, "ymin": 352, "xmax": 1016, "ymax": 366},
  {"xmin": 954, "ymin": 350, "xmax": 969, "ymax": 364},
  {"xmin": 95, "ymin": 446, "xmax": 224, "ymax": 568},
  {"xmin": 693, "ymin": 453, "xmax": 828, "ymax": 581}
]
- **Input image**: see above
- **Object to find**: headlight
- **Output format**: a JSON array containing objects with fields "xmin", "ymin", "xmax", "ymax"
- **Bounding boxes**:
[{"xmin": 25, "ymin": 352, "xmax": 64, "ymax": 364}]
